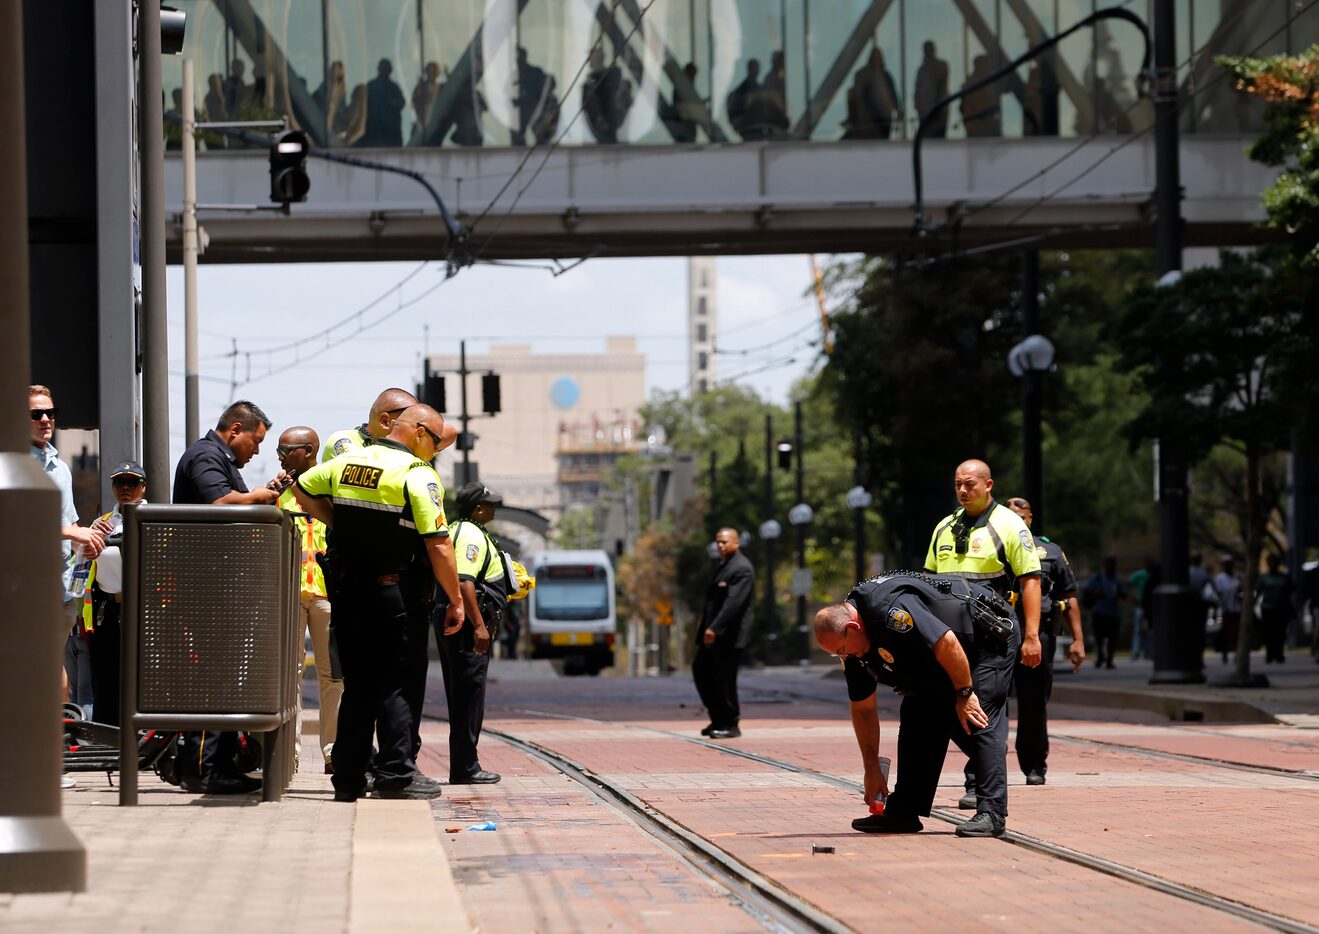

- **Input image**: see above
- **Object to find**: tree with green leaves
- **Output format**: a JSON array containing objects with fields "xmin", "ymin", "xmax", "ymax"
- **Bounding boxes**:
[{"xmin": 1114, "ymin": 250, "xmax": 1304, "ymax": 684}]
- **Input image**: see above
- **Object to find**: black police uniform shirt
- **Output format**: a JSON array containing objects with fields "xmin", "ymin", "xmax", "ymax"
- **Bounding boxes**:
[
  {"xmin": 173, "ymin": 429, "xmax": 248, "ymax": 504},
  {"xmin": 841, "ymin": 587, "xmax": 976, "ymax": 703},
  {"xmin": 1027, "ymin": 536, "xmax": 1077, "ymax": 631}
]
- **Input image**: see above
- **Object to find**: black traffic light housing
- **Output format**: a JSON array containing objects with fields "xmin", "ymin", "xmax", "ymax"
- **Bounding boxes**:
[
  {"xmin": 777, "ymin": 440, "xmax": 793, "ymax": 470},
  {"xmin": 160, "ymin": 5, "xmax": 187, "ymax": 55},
  {"xmin": 482, "ymin": 373, "xmax": 501, "ymax": 415},
  {"xmin": 269, "ymin": 130, "xmax": 311, "ymax": 204},
  {"xmin": 423, "ymin": 373, "xmax": 446, "ymax": 413}
]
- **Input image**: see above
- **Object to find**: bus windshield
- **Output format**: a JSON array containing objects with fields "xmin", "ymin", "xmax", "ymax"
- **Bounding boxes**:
[{"xmin": 534, "ymin": 580, "xmax": 611, "ymax": 621}]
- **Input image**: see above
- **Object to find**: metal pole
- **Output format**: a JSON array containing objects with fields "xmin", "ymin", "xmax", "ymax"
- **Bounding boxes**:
[
  {"xmin": 459, "ymin": 340, "xmax": 471, "ymax": 485},
  {"xmin": 182, "ymin": 59, "xmax": 200, "ymax": 446},
  {"xmin": 140, "ymin": 0, "xmax": 171, "ymax": 500},
  {"xmin": 1149, "ymin": 0, "xmax": 1200, "ymax": 685},
  {"xmin": 794, "ymin": 400, "xmax": 807, "ymax": 664},
  {"xmin": 1021, "ymin": 250, "xmax": 1044, "ymax": 532},
  {"xmin": 0, "ymin": 0, "xmax": 85, "ymax": 891},
  {"xmin": 763, "ymin": 414, "xmax": 776, "ymax": 662},
  {"xmin": 854, "ymin": 433, "xmax": 865, "ymax": 583}
]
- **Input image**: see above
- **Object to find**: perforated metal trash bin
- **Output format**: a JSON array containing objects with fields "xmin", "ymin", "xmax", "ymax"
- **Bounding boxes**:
[{"xmin": 118, "ymin": 504, "xmax": 301, "ymax": 805}]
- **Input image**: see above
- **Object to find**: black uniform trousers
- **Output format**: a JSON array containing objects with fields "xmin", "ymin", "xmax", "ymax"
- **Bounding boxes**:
[
  {"xmin": 402, "ymin": 600, "xmax": 434, "ymax": 762},
  {"xmin": 88, "ymin": 596, "xmax": 121, "ymax": 728},
  {"xmin": 692, "ymin": 642, "xmax": 741, "ymax": 729},
  {"xmin": 1013, "ymin": 632, "xmax": 1057, "ymax": 776},
  {"xmin": 331, "ymin": 578, "xmax": 415, "ymax": 797},
  {"xmin": 433, "ymin": 607, "xmax": 492, "ymax": 781},
  {"xmin": 889, "ymin": 635, "xmax": 1015, "ymax": 820}
]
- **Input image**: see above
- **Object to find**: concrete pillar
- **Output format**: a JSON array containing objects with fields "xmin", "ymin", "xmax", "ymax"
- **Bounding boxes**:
[{"xmin": 0, "ymin": 0, "xmax": 87, "ymax": 894}]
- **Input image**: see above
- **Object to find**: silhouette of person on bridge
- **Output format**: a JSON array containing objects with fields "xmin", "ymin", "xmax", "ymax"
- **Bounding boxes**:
[
  {"xmin": 360, "ymin": 58, "xmax": 405, "ymax": 147},
  {"xmin": 914, "ymin": 41, "xmax": 949, "ymax": 137}
]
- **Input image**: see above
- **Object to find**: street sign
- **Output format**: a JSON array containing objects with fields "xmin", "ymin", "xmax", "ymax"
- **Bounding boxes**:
[
  {"xmin": 656, "ymin": 601, "xmax": 673, "ymax": 626},
  {"xmin": 790, "ymin": 568, "xmax": 813, "ymax": 597}
]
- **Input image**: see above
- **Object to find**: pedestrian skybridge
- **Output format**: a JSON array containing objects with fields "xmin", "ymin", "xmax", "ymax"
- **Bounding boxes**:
[{"xmin": 162, "ymin": 0, "xmax": 1315, "ymax": 262}]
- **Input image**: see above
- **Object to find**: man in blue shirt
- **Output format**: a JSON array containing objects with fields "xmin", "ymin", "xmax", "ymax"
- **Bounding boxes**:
[
  {"xmin": 1083, "ymin": 556, "xmax": 1128, "ymax": 669},
  {"xmin": 30, "ymin": 385, "xmax": 104, "ymax": 720}
]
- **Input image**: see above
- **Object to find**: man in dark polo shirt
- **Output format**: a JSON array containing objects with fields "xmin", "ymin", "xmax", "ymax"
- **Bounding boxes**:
[{"xmin": 172, "ymin": 400, "xmax": 280, "ymax": 794}]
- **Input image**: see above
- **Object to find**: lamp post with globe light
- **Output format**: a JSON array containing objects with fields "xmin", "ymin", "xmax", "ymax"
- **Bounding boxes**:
[{"xmin": 1007, "ymin": 330, "xmax": 1056, "ymax": 533}]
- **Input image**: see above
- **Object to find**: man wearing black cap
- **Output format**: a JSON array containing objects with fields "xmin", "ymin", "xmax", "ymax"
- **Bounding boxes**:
[
  {"xmin": 435, "ymin": 481, "xmax": 506, "ymax": 784},
  {"xmin": 82, "ymin": 461, "xmax": 149, "ymax": 727}
]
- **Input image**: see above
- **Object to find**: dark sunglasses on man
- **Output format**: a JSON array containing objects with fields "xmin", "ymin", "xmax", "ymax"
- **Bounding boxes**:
[
  {"xmin": 112, "ymin": 476, "xmax": 144, "ymax": 489},
  {"xmin": 30, "ymin": 407, "xmax": 59, "ymax": 420},
  {"xmin": 276, "ymin": 443, "xmax": 313, "ymax": 458}
]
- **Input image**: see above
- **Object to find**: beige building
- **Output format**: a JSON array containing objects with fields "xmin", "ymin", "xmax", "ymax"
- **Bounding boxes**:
[{"xmin": 427, "ymin": 338, "xmax": 646, "ymax": 514}]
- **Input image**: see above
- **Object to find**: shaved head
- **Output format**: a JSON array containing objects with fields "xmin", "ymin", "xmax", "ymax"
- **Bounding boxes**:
[
  {"xmin": 278, "ymin": 425, "xmax": 319, "ymax": 449},
  {"xmin": 954, "ymin": 459, "xmax": 995, "ymax": 515},
  {"xmin": 389, "ymin": 404, "xmax": 447, "ymax": 459},
  {"xmin": 368, "ymin": 387, "xmax": 420, "ymax": 439},
  {"xmin": 714, "ymin": 526, "xmax": 741, "ymax": 559}
]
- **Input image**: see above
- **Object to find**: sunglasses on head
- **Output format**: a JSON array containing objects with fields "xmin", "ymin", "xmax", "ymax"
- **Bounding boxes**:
[{"xmin": 30, "ymin": 407, "xmax": 59, "ymax": 421}]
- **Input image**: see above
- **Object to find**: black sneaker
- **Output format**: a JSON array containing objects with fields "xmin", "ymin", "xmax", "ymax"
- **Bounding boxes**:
[
  {"xmin": 410, "ymin": 773, "xmax": 445, "ymax": 794},
  {"xmin": 450, "ymin": 770, "xmax": 501, "ymax": 785},
  {"xmin": 373, "ymin": 783, "xmax": 443, "ymax": 800},
  {"xmin": 957, "ymin": 792, "xmax": 977, "ymax": 810},
  {"xmin": 955, "ymin": 812, "xmax": 1006, "ymax": 838},
  {"xmin": 180, "ymin": 772, "xmax": 261, "ymax": 795},
  {"xmin": 851, "ymin": 811, "xmax": 923, "ymax": 834},
  {"xmin": 700, "ymin": 724, "xmax": 716, "ymax": 737},
  {"xmin": 1025, "ymin": 771, "xmax": 1046, "ymax": 786},
  {"xmin": 708, "ymin": 727, "xmax": 741, "ymax": 739}
]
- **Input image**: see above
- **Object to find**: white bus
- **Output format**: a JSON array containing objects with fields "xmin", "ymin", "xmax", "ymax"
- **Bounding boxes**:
[{"xmin": 526, "ymin": 550, "xmax": 616, "ymax": 675}]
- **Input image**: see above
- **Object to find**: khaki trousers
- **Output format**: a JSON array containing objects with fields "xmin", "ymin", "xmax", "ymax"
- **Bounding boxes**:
[{"xmin": 296, "ymin": 593, "xmax": 341, "ymax": 760}]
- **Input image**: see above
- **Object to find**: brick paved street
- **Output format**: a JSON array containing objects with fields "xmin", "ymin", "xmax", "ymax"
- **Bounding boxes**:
[{"xmin": 2, "ymin": 652, "xmax": 1316, "ymax": 933}]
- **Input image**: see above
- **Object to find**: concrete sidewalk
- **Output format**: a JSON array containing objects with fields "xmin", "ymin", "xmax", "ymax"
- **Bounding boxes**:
[{"xmin": 0, "ymin": 741, "xmax": 469, "ymax": 934}]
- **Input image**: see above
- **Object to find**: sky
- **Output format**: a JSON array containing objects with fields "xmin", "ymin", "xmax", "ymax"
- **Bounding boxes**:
[{"xmin": 164, "ymin": 254, "xmax": 831, "ymax": 487}]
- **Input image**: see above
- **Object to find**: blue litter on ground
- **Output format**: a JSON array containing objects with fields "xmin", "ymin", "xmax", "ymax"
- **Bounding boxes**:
[{"xmin": 467, "ymin": 820, "xmax": 497, "ymax": 831}]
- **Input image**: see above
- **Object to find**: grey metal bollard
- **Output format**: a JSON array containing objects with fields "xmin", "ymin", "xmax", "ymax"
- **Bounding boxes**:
[{"xmin": 120, "ymin": 504, "xmax": 301, "ymax": 805}]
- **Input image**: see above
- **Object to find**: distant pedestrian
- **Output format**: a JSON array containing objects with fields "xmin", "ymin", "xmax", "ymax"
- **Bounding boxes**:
[
  {"xmin": 1128, "ymin": 558, "xmax": 1156, "ymax": 660},
  {"xmin": 1213, "ymin": 558, "xmax": 1242, "ymax": 665},
  {"xmin": 961, "ymin": 55, "xmax": 1001, "ymax": 137},
  {"xmin": 1083, "ymin": 556, "xmax": 1127, "ymax": 668},
  {"xmin": 1256, "ymin": 554, "xmax": 1293, "ymax": 664},
  {"xmin": 693, "ymin": 528, "xmax": 755, "ymax": 739},
  {"xmin": 913, "ymin": 40, "xmax": 949, "ymax": 136},
  {"xmin": 361, "ymin": 59, "xmax": 405, "ymax": 147}
]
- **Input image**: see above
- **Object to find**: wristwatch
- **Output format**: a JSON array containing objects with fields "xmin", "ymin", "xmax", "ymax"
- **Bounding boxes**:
[{"xmin": 956, "ymin": 685, "xmax": 975, "ymax": 699}]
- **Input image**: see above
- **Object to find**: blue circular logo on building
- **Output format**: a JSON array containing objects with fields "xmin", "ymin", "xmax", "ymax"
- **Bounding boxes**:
[{"xmin": 550, "ymin": 377, "xmax": 580, "ymax": 409}]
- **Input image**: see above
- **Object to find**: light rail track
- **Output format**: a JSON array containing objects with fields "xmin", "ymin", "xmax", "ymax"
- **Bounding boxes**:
[
  {"xmin": 426, "ymin": 712, "xmax": 851, "ymax": 933},
  {"xmin": 502, "ymin": 707, "xmax": 1319, "ymax": 934},
  {"xmin": 735, "ymin": 683, "xmax": 1319, "ymax": 782}
]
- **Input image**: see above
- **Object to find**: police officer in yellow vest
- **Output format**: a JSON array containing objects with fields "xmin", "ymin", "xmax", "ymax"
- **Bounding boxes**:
[
  {"xmin": 275, "ymin": 425, "xmax": 343, "ymax": 774},
  {"xmin": 925, "ymin": 458, "xmax": 1041, "ymax": 811},
  {"xmin": 437, "ymin": 482, "xmax": 507, "ymax": 785},
  {"xmin": 294, "ymin": 404, "xmax": 464, "ymax": 801},
  {"xmin": 322, "ymin": 387, "xmax": 458, "ymax": 776}
]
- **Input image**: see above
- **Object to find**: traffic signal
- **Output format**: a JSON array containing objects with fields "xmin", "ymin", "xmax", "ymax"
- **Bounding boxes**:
[
  {"xmin": 482, "ymin": 373, "xmax": 501, "ymax": 415},
  {"xmin": 423, "ymin": 373, "xmax": 446, "ymax": 413},
  {"xmin": 160, "ymin": 6, "xmax": 187, "ymax": 54},
  {"xmin": 269, "ymin": 130, "xmax": 310, "ymax": 204}
]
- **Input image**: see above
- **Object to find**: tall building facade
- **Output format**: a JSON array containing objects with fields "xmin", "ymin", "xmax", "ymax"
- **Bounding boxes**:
[
  {"xmin": 688, "ymin": 257, "xmax": 717, "ymax": 395},
  {"xmin": 426, "ymin": 338, "xmax": 646, "ymax": 515}
]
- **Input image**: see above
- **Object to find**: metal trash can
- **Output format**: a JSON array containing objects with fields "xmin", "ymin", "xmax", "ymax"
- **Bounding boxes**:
[{"xmin": 118, "ymin": 504, "xmax": 301, "ymax": 804}]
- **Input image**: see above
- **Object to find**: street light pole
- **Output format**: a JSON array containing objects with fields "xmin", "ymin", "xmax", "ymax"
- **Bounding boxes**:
[
  {"xmin": 1149, "ymin": 0, "xmax": 1202, "ymax": 685},
  {"xmin": 763, "ymin": 414, "xmax": 777, "ymax": 661},
  {"xmin": 1021, "ymin": 251, "xmax": 1044, "ymax": 531},
  {"xmin": 0, "ymin": 0, "xmax": 85, "ymax": 891},
  {"xmin": 139, "ymin": 0, "xmax": 171, "ymax": 498},
  {"xmin": 182, "ymin": 58, "xmax": 200, "ymax": 446},
  {"xmin": 794, "ymin": 400, "xmax": 807, "ymax": 663}
]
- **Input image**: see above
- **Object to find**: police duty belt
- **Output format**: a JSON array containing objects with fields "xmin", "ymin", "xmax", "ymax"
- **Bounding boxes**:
[{"xmin": 858, "ymin": 570, "xmax": 1016, "ymax": 643}]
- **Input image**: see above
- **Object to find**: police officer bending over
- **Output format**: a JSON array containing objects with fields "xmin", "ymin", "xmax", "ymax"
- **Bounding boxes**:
[
  {"xmin": 294, "ymin": 404, "xmax": 464, "ymax": 802},
  {"xmin": 815, "ymin": 571, "xmax": 1018, "ymax": 838}
]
